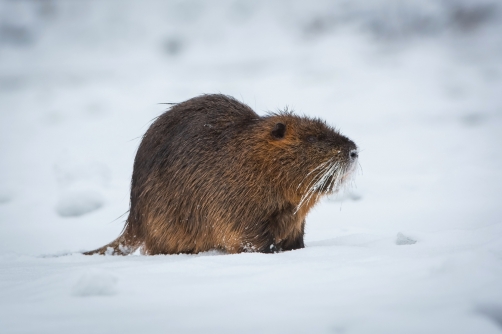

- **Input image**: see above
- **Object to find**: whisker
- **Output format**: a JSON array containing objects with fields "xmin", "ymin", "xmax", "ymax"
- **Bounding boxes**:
[
  {"xmin": 296, "ymin": 159, "xmax": 333, "ymax": 190},
  {"xmin": 297, "ymin": 164, "xmax": 330, "ymax": 206},
  {"xmin": 295, "ymin": 160, "xmax": 340, "ymax": 213},
  {"xmin": 305, "ymin": 162, "xmax": 336, "ymax": 205},
  {"xmin": 296, "ymin": 160, "xmax": 333, "ymax": 202}
]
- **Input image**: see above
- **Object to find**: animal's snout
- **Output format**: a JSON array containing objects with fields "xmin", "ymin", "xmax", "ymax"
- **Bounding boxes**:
[{"xmin": 349, "ymin": 149, "xmax": 358, "ymax": 160}]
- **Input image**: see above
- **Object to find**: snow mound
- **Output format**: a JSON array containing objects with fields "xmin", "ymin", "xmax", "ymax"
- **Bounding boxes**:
[
  {"xmin": 54, "ymin": 157, "xmax": 110, "ymax": 189},
  {"xmin": 395, "ymin": 232, "xmax": 417, "ymax": 245},
  {"xmin": 56, "ymin": 190, "xmax": 104, "ymax": 217},
  {"xmin": 72, "ymin": 270, "xmax": 118, "ymax": 297}
]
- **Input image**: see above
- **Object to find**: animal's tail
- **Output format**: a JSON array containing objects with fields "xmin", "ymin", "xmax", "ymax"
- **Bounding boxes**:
[{"xmin": 83, "ymin": 227, "xmax": 142, "ymax": 256}]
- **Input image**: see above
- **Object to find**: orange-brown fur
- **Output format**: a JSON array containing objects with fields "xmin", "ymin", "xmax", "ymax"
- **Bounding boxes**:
[{"xmin": 85, "ymin": 94, "xmax": 357, "ymax": 255}]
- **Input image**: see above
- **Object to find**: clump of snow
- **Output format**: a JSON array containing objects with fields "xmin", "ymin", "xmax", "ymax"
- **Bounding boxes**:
[
  {"xmin": 395, "ymin": 232, "xmax": 417, "ymax": 245},
  {"xmin": 130, "ymin": 245, "xmax": 144, "ymax": 256},
  {"xmin": 72, "ymin": 270, "xmax": 118, "ymax": 297},
  {"xmin": 56, "ymin": 190, "xmax": 104, "ymax": 217},
  {"xmin": 104, "ymin": 247, "xmax": 114, "ymax": 255}
]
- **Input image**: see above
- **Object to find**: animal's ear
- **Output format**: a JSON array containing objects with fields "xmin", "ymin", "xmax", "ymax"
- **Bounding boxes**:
[{"xmin": 271, "ymin": 123, "xmax": 286, "ymax": 139}]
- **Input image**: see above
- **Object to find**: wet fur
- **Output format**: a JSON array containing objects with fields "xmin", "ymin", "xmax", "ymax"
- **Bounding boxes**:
[{"xmin": 85, "ymin": 94, "xmax": 357, "ymax": 255}]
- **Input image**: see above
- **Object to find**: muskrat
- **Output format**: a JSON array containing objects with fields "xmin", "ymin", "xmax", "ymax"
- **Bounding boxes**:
[{"xmin": 85, "ymin": 94, "xmax": 358, "ymax": 255}]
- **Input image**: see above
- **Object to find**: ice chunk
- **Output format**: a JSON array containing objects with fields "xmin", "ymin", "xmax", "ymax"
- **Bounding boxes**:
[{"xmin": 396, "ymin": 232, "xmax": 417, "ymax": 245}]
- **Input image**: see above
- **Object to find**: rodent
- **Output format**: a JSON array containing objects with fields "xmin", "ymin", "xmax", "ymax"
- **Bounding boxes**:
[{"xmin": 84, "ymin": 94, "xmax": 358, "ymax": 255}]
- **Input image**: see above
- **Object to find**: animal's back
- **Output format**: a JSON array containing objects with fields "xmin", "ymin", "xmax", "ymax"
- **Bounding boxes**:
[
  {"xmin": 133, "ymin": 94, "xmax": 258, "ymax": 185},
  {"xmin": 129, "ymin": 95, "xmax": 263, "ymax": 254}
]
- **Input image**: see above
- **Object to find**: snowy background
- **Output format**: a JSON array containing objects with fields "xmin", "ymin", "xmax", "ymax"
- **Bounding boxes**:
[{"xmin": 1, "ymin": 0, "xmax": 502, "ymax": 333}]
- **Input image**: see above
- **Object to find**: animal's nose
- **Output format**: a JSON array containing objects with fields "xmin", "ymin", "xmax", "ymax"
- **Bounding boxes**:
[{"xmin": 349, "ymin": 149, "xmax": 358, "ymax": 160}]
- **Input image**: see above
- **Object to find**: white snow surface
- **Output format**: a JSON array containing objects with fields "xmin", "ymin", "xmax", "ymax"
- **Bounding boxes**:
[{"xmin": 1, "ymin": 1, "xmax": 502, "ymax": 333}]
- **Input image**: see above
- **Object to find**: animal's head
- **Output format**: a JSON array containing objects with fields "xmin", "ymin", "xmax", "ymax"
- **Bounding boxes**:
[{"xmin": 258, "ymin": 112, "xmax": 358, "ymax": 213}]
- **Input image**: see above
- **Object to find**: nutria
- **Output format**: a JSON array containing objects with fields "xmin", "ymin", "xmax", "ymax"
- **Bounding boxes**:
[{"xmin": 85, "ymin": 94, "xmax": 358, "ymax": 255}]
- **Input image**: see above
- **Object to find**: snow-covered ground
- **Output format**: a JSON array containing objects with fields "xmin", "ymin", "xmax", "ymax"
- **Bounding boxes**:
[{"xmin": 1, "ymin": 1, "xmax": 502, "ymax": 333}]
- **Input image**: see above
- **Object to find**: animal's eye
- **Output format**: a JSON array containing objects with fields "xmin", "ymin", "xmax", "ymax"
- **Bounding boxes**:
[{"xmin": 307, "ymin": 136, "xmax": 317, "ymax": 143}]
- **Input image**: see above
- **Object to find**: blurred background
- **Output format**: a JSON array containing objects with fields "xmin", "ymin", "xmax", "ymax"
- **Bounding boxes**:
[
  {"xmin": 1, "ymin": 0, "xmax": 501, "ymax": 253},
  {"xmin": 1, "ymin": 1, "xmax": 502, "ymax": 333}
]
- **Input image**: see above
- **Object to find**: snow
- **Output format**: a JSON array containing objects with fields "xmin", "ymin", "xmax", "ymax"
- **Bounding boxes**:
[
  {"xmin": 1, "ymin": 1, "xmax": 502, "ymax": 333},
  {"xmin": 72, "ymin": 269, "xmax": 118, "ymax": 297}
]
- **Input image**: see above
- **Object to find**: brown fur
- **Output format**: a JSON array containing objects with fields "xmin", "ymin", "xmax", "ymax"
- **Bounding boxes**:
[{"xmin": 84, "ymin": 94, "xmax": 358, "ymax": 255}]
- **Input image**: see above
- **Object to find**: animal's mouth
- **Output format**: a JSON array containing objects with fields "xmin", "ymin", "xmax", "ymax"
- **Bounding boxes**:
[
  {"xmin": 295, "ymin": 154, "xmax": 358, "ymax": 213},
  {"xmin": 315, "ymin": 163, "xmax": 355, "ymax": 194}
]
